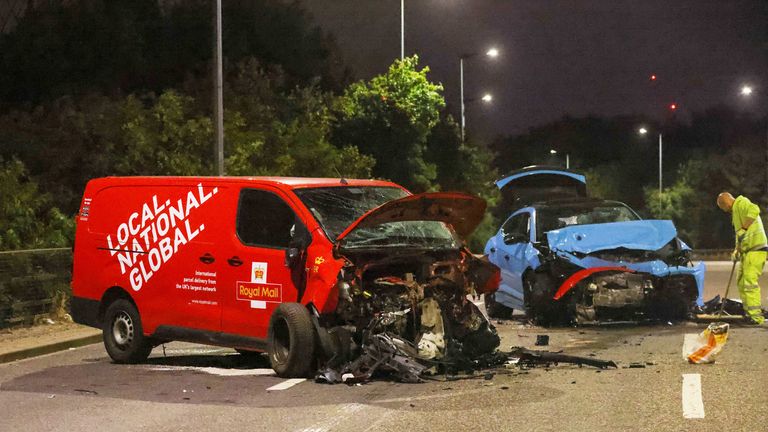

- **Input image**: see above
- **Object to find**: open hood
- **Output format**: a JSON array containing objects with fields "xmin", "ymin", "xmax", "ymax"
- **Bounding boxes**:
[
  {"xmin": 496, "ymin": 166, "xmax": 587, "ymax": 211},
  {"xmin": 336, "ymin": 192, "xmax": 487, "ymax": 241},
  {"xmin": 546, "ymin": 220, "xmax": 678, "ymax": 255}
]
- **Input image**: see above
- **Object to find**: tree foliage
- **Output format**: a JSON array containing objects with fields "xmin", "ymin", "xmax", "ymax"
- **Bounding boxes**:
[
  {"xmin": 0, "ymin": 159, "xmax": 73, "ymax": 250},
  {"xmin": 333, "ymin": 56, "xmax": 444, "ymax": 192}
]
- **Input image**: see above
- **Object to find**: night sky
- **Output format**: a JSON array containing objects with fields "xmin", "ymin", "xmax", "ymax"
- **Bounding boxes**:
[{"xmin": 303, "ymin": 0, "xmax": 768, "ymax": 139}]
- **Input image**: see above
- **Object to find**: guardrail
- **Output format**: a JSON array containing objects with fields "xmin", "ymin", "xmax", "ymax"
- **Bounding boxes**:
[
  {"xmin": 0, "ymin": 248, "xmax": 72, "ymax": 329},
  {"xmin": 690, "ymin": 249, "xmax": 731, "ymax": 261}
]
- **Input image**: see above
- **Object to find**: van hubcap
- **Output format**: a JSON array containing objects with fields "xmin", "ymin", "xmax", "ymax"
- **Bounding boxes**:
[{"xmin": 112, "ymin": 312, "xmax": 134, "ymax": 348}]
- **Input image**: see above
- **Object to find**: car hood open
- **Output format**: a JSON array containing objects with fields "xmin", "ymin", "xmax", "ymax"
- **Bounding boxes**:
[
  {"xmin": 546, "ymin": 220, "xmax": 678, "ymax": 255},
  {"xmin": 336, "ymin": 192, "xmax": 487, "ymax": 242}
]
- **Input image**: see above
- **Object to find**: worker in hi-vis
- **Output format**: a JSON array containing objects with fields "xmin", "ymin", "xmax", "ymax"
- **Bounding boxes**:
[{"xmin": 717, "ymin": 192, "xmax": 767, "ymax": 325}]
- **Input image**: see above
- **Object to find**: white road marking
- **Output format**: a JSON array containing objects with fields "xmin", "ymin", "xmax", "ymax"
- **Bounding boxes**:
[
  {"xmin": 266, "ymin": 378, "xmax": 306, "ymax": 391},
  {"xmin": 682, "ymin": 374, "xmax": 705, "ymax": 419},
  {"xmin": 148, "ymin": 366, "xmax": 275, "ymax": 376},
  {"xmin": 296, "ymin": 403, "xmax": 368, "ymax": 432}
]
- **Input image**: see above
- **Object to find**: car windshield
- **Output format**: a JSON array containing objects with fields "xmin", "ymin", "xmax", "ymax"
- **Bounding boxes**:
[
  {"xmin": 536, "ymin": 202, "xmax": 639, "ymax": 237},
  {"xmin": 294, "ymin": 186, "xmax": 459, "ymax": 249}
]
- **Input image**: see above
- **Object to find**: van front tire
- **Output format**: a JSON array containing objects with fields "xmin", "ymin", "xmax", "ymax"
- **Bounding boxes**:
[
  {"xmin": 268, "ymin": 303, "xmax": 316, "ymax": 378},
  {"xmin": 103, "ymin": 299, "xmax": 153, "ymax": 364}
]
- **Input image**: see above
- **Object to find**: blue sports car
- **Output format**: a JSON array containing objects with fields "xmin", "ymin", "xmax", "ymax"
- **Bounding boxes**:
[{"xmin": 484, "ymin": 166, "xmax": 705, "ymax": 324}]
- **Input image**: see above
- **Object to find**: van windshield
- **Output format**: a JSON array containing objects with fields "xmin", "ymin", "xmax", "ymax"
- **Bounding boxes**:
[{"xmin": 294, "ymin": 186, "xmax": 458, "ymax": 249}]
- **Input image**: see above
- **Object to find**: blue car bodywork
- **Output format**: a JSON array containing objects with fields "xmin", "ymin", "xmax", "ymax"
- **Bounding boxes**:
[{"xmin": 485, "ymin": 167, "xmax": 705, "ymax": 323}]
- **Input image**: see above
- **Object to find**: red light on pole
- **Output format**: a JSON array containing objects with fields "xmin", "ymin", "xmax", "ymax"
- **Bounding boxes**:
[
  {"xmin": 650, "ymin": 74, "xmax": 657, "ymax": 81},
  {"xmin": 669, "ymin": 103, "xmax": 677, "ymax": 111}
]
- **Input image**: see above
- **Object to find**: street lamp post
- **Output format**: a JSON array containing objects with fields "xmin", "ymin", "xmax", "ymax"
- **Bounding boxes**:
[
  {"xmin": 213, "ymin": 0, "xmax": 224, "ymax": 176},
  {"xmin": 740, "ymin": 84, "xmax": 768, "ymax": 196},
  {"xmin": 460, "ymin": 48, "xmax": 498, "ymax": 141},
  {"xmin": 550, "ymin": 149, "xmax": 570, "ymax": 169},
  {"xmin": 400, "ymin": 0, "xmax": 404, "ymax": 59},
  {"xmin": 639, "ymin": 127, "xmax": 662, "ymax": 207}
]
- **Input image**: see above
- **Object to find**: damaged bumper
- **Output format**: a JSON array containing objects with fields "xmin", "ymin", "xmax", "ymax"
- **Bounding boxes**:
[{"xmin": 546, "ymin": 253, "xmax": 705, "ymax": 323}]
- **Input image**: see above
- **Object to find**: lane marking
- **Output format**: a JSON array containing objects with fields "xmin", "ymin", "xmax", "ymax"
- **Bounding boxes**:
[
  {"xmin": 296, "ymin": 403, "xmax": 368, "ymax": 432},
  {"xmin": 267, "ymin": 378, "xmax": 306, "ymax": 391},
  {"xmin": 148, "ymin": 366, "xmax": 275, "ymax": 376},
  {"xmin": 682, "ymin": 374, "xmax": 705, "ymax": 419}
]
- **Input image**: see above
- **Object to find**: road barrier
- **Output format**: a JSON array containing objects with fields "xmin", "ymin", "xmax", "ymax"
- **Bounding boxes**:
[{"xmin": 0, "ymin": 248, "xmax": 72, "ymax": 329}]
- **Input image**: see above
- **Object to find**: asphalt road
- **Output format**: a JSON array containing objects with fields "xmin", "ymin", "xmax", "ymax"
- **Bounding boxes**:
[{"xmin": 1, "ymin": 262, "xmax": 767, "ymax": 432}]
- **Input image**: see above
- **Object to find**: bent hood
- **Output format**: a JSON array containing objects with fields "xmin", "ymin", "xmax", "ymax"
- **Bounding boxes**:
[
  {"xmin": 336, "ymin": 192, "xmax": 487, "ymax": 241},
  {"xmin": 546, "ymin": 220, "xmax": 678, "ymax": 254}
]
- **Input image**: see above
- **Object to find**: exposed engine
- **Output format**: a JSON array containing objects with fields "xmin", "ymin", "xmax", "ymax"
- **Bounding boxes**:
[{"xmin": 319, "ymin": 249, "xmax": 501, "ymax": 381}]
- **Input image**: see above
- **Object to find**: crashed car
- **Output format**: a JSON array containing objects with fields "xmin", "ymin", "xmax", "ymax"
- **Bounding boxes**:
[{"xmin": 483, "ymin": 166, "xmax": 705, "ymax": 324}]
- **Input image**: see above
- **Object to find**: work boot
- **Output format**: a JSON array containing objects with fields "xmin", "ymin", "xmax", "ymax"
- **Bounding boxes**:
[{"xmin": 742, "ymin": 316, "xmax": 765, "ymax": 326}]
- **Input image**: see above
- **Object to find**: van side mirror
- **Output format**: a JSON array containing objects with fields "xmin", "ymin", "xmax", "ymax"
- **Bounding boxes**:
[{"xmin": 285, "ymin": 222, "xmax": 311, "ymax": 267}]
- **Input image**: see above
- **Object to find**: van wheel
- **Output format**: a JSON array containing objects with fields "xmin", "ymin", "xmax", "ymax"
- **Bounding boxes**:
[
  {"xmin": 102, "ymin": 299, "xmax": 153, "ymax": 364},
  {"xmin": 268, "ymin": 303, "xmax": 316, "ymax": 378}
]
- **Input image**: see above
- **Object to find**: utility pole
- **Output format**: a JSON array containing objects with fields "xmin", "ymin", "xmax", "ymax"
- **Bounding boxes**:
[
  {"xmin": 460, "ymin": 57, "xmax": 465, "ymax": 142},
  {"xmin": 213, "ymin": 0, "xmax": 224, "ymax": 176},
  {"xmin": 659, "ymin": 133, "xmax": 663, "ymax": 208},
  {"xmin": 400, "ymin": 0, "xmax": 405, "ymax": 59}
]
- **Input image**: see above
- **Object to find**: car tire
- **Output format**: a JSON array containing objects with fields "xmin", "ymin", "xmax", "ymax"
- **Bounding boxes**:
[
  {"xmin": 523, "ymin": 273, "xmax": 570, "ymax": 326},
  {"xmin": 268, "ymin": 303, "xmax": 316, "ymax": 378},
  {"xmin": 484, "ymin": 293, "xmax": 513, "ymax": 319},
  {"xmin": 102, "ymin": 299, "xmax": 153, "ymax": 364}
]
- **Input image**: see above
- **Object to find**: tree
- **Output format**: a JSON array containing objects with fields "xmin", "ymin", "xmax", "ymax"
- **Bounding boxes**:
[
  {"xmin": 0, "ymin": 0, "xmax": 349, "ymax": 110},
  {"xmin": 333, "ymin": 56, "xmax": 444, "ymax": 192},
  {"xmin": 0, "ymin": 158, "xmax": 72, "ymax": 250}
]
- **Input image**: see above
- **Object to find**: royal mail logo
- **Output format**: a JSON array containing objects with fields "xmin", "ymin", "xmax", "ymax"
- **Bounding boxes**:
[
  {"xmin": 237, "ymin": 282, "xmax": 282, "ymax": 303},
  {"xmin": 251, "ymin": 262, "xmax": 267, "ymax": 283}
]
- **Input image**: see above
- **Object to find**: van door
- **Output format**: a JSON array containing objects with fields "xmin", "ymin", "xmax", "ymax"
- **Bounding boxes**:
[{"xmin": 219, "ymin": 187, "xmax": 308, "ymax": 340}]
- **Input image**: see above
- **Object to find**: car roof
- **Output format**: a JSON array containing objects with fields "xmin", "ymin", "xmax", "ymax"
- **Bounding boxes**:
[
  {"xmin": 528, "ymin": 197, "xmax": 631, "ymax": 209},
  {"xmin": 88, "ymin": 176, "xmax": 402, "ymax": 190}
]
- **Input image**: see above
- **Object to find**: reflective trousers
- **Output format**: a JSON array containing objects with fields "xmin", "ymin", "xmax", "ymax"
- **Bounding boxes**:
[{"xmin": 738, "ymin": 251, "xmax": 767, "ymax": 324}]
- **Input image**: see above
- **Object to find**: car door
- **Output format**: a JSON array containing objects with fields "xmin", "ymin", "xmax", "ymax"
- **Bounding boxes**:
[
  {"xmin": 219, "ymin": 187, "xmax": 309, "ymax": 340},
  {"xmin": 489, "ymin": 211, "xmax": 531, "ymax": 310}
]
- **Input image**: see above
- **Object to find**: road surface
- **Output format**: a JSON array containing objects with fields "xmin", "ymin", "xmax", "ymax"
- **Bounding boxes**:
[{"xmin": 1, "ymin": 262, "xmax": 766, "ymax": 432}]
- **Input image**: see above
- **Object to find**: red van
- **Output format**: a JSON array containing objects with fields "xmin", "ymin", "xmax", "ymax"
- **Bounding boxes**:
[{"xmin": 71, "ymin": 177, "xmax": 500, "ymax": 377}]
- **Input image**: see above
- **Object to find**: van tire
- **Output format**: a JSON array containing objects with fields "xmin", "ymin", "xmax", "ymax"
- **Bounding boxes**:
[
  {"xmin": 102, "ymin": 299, "xmax": 153, "ymax": 364},
  {"xmin": 268, "ymin": 303, "xmax": 316, "ymax": 378}
]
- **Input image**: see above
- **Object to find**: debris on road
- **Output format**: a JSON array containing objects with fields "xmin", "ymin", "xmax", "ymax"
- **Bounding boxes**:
[
  {"xmin": 535, "ymin": 335, "xmax": 549, "ymax": 346},
  {"xmin": 508, "ymin": 347, "xmax": 618, "ymax": 369},
  {"xmin": 685, "ymin": 322, "xmax": 729, "ymax": 364}
]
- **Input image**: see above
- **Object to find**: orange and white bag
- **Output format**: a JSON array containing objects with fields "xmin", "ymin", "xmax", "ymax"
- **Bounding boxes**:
[{"xmin": 685, "ymin": 322, "xmax": 729, "ymax": 364}]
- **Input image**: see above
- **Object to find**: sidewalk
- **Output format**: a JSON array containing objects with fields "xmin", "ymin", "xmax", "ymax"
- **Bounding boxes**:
[{"xmin": 0, "ymin": 321, "xmax": 101, "ymax": 364}]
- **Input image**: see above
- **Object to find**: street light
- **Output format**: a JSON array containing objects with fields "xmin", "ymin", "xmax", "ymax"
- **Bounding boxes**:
[
  {"xmin": 460, "ymin": 47, "xmax": 499, "ymax": 141},
  {"xmin": 481, "ymin": 94, "xmax": 493, "ymax": 103},
  {"xmin": 400, "ymin": 0, "xmax": 405, "ymax": 59},
  {"xmin": 639, "ymin": 126, "xmax": 663, "ymax": 206},
  {"xmin": 549, "ymin": 149, "xmax": 570, "ymax": 168},
  {"xmin": 740, "ymin": 84, "xmax": 768, "ymax": 195},
  {"xmin": 213, "ymin": 0, "xmax": 224, "ymax": 175}
]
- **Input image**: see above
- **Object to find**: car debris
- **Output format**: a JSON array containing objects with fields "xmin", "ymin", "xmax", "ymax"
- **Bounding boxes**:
[{"xmin": 508, "ymin": 347, "xmax": 618, "ymax": 369}]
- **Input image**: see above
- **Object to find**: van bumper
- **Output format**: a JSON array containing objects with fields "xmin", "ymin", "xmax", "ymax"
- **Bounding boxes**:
[{"xmin": 70, "ymin": 296, "xmax": 101, "ymax": 329}]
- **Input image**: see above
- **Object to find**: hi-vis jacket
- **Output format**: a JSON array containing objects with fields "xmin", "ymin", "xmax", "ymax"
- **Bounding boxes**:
[{"xmin": 732, "ymin": 195, "xmax": 768, "ymax": 252}]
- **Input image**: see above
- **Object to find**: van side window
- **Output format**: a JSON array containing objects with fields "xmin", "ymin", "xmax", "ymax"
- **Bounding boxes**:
[{"xmin": 237, "ymin": 189, "xmax": 297, "ymax": 249}]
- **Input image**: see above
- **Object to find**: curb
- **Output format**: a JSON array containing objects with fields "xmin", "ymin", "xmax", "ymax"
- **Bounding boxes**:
[{"xmin": 0, "ymin": 333, "xmax": 102, "ymax": 364}]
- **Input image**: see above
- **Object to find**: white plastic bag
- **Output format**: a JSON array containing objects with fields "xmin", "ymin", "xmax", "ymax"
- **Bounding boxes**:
[{"xmin": 685, "ymin": 322, "xmax": 729, "ymax": 364}]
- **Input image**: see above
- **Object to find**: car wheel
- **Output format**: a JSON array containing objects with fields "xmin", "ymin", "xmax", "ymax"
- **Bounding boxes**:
[
  {"xmin": 523, "ymin": 273, "xmax": 570, "ymax": 326},
  {"xmin": 484, "ymin": 293, "xmax": 513, "ymax": 319},
  {"xmin": 102, "ymin": 299, "xmax": 153, "ymax": 364},
  {"xmin": 268, "ymin": 303, "xmax": 316, "ymax": 378}
]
